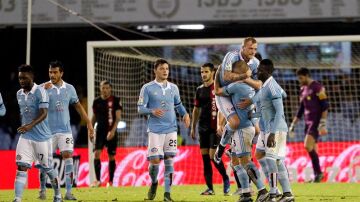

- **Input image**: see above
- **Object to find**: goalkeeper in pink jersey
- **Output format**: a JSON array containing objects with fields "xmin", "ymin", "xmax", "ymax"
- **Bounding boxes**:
[{"xmin": 289, "ymin": 67, "xmax": 329, "ymax": 183}]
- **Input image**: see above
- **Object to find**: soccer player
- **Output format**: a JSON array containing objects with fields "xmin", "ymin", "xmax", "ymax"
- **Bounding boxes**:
[
  {"xmin": 190, "ymin": 63, "xmax": 230, "ymax": 195},
  {"xmin": 214, "ymin": 37, "xmax": 262, "ymax": 163},
  {"xmin": 243, "ymin": 59, "xmax": 294, "ymax": 202},
  {"xmin": 289, "ymin": 67, "xmax": 329, "ymax": 182},
  {"xmin": 215, "ymin": 61, "xmax": 269, "ymax": 202},
  {"xmin": 0, "ymin": 92, "xmax": 6, "ymax": 116},
  {"xmin": 38, "ymin": 61, "xmax": 95, "ymax": 200},
  {"xmin": 14, "ymin": 65, "xmax": 62, "ymax": 202},
  {"xmin": 91, "ymin": 80, "xmax": 122, "ymax": 187},
  {"xmin": 138, "ymin": 58, "xmax": 190, "ymax": 202}
]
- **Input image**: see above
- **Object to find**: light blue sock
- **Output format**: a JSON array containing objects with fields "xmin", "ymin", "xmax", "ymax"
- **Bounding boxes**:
[
  {"xmin": 45, "ymin": 168, "xmax": 61, "ymax": 198},
  {"xmin": 148, "ymin": 163, "xmax": 159, "ymax": 184},
  {"xmin": 258, "ymin": 157, "xmax": 270, "ymax": 180},
  {"xmin": 39, "ymin": 170, "xmax": 47, "ymax": 191},
  {"xmin": 220, "ymin": 124, "xmax": 235, "ymax": 146},
  {"xmin": 64, "ymin": 158, "xmax": 74, "ymax": 194},
  {"xmin": 14, "ymin": 170, "xmax": 27, "ymax": 199},
  {"xmin": 233, "ymin": 165, "xmax": 250, "ymax": 193},
  {"xmin": 266, "ymin": 157, "xmax": 278, "ymax": 195},
  {"xmin": 164, "ymin": 159, "xmax": 174, "ymax": 193},
  {"xmin": 277, "ymin": 160, "xmax": 292, "ymax": 193},
  {"xmin": 245, "ymin": 161, "xmax": 265, "ymax": 190}
]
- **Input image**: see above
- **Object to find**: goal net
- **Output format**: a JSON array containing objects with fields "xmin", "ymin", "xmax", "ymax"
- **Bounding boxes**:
[{"xmin": 86, "ymin": 36, "xmax": 360, "ymax": 186}]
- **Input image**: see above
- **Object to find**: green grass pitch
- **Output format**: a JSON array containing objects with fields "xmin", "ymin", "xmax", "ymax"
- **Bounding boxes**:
[{"xmin": 1, "ymin": 183, "xmax": 359, "ymax": 202}]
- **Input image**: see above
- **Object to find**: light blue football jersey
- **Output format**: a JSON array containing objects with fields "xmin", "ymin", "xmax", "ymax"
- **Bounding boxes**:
[
  {"xmin": 257, "ymin": 77, "xmax": 288, "ymax": 134},
  {"xmin": 223, "ymin": 82, "xmax": 255, "ymax": 129},
  {"xmin": 138, "ymin": 80, "xmax": 187, "ymax": 134},
  {"xmin": 219, "ymin": 50, "xmax": 259, "ymax": 87},
  {"xmin": 17, "ymin": 84, "xmax": 52, "ymax": 141},
  {"xmin": 45, "ymin": 81, "xmax": 79, "ymax": 134}
]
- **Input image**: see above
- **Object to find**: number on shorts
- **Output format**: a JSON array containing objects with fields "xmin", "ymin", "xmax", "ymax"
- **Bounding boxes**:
[
  {"xmin": 66, "ymin": 137, "xmax": 74, "ymax": 144},
  {"xmin": 38, "ymin": 153, "xmax": 44, "ymax": 161},
  {"xmin": 169, "ymin": 139, "xmax": 177, "ymax": 147}
]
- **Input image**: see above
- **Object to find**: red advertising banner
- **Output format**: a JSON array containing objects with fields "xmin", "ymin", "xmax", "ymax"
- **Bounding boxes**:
[{"xmin": 1, "ymin": 142, "xmax": 359, "ymax": 189}]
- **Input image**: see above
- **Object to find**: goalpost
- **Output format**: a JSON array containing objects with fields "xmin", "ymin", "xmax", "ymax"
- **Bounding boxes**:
[{"xmin": 86, "ymin": 36, "xmax": 360, "ymax": 185}]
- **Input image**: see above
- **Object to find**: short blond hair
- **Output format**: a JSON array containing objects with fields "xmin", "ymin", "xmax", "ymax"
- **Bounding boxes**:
[{"xmin": 243, "ymin": 37, "xmax": 257, "ymax": 46}]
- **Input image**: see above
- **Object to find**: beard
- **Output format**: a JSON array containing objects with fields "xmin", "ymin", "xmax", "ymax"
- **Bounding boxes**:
[{"xmin": 258, "ymin": 73, "xmax": 269, "ymax": 83}]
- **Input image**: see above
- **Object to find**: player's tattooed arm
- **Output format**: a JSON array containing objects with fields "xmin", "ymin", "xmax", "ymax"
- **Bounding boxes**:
[
  {"xmin": 243, "ymin": 77, "xmax": 262, "ymax": 90},
  {"xmin": 17, "ymin": 108, "xmax": 48, "ymax": 134},
  {"xmin": 223, "ymin": 69, "xmax": 250, "ymax": 83}
]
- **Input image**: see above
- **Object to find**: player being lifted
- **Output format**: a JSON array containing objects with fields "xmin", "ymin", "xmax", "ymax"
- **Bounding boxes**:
[
  {"xmin": 39, "ymin": 61, "xmax": 94, "ymax": 200},
  {"xmin": 289, "ymin": 67, "xmax": 329, "ymax": 182},
  {"xmin": 241, "ymin": 59, "xmax": 295, "ymax": 202},
  {"xmin": 91, "ymin": 80, "xmax": 122, "ymax": 187},
  {"xmin": 214, "ymin": 37, "xmax": 262, "ymax": 164},
  {"xmin": 138, "ymin": 58, "xmax": 190, "ymax": 202},
  {"xmin": 14, "ymin": 65, "xmax": 62, "ymax": 202},
  {"xmin": 190, "ymin": 63, "xmax": 230, "ymax": 196},
  {"xmin": 215, "ymin": 61, "xmax": 268, "ymax": 202}
]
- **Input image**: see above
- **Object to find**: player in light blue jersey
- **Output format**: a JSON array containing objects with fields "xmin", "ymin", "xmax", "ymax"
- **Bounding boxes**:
[
  {"xmin": 0, "ymin": 92, "xmax": 6, "ymax": 116},
  {"xmin": 14, "ymin": 65, "xmax": 62, "ymax": 202},
  {"xmin": 38, "ymin": 61, "xmax": 95, "ymax": 200},
  {"xmin": 138, "ymin": 58, "xmax": 190, "ymax": 202},
  {"xmin": 214, "ymin": 37, "xmax": 263, "ymax": 164},
  {"xmin": 215, "ymin": 61, "xmax": 269, "ymax": 202},
  {"xmin": 240, "ymin": 59, "xmax": 294, "ymax": 202}
]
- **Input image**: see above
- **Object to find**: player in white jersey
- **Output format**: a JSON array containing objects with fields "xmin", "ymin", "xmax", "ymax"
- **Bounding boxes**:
[
  {"xmin": 38, "ymin": 61, "xmax": 95, "ymax": 200},
  {"xmin": 138, "ymin": 58, "xmax": 190, "ymax": 202},
  {"xmin": 14, "ymin": 65, "xmax": 62, "ymax": 202},
  {"xmin": 214, "ymin": 37, "xmax": 262, "ymax": 164}
]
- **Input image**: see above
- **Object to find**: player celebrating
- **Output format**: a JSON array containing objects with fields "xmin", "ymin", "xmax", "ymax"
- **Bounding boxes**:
[
  {"xmin": 242, "ymin": 59, "xmax": 294, "ymax": 202},
  {"xmin": 38, "ymin": 61, "xmax": 94, "ymax": 200},
  {"xmin": 215, "ymin": 61, "xmax": 269, "ymax": 202},
  {"xmin": 289, "ymin": 67, "xmax": 329, "ymax": 182},
  {"xmin": 190, "ymin": 63, "xmax": 230, "ymax": 195},
  {"xmin": 91, "ymin": 80, "xmax": 122, "ymax": 187},
  {"xmin": 138, "ymin": 58, "xmax": 190, "ymax": 202},
  {"xmin": 0, "ymin": 92, "xmax": 6, "ymax": 116},
  {"xmin": 14, "ymin": 65, "xmax": 62, "ymax": 202},
  {"xmin": 214, "ymin": 37, "xmax": 262, "ymax": 163}
]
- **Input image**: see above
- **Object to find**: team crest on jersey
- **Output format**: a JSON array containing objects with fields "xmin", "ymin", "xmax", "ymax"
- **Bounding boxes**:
[
  {"xmin": 151, "ymin": 147, "xmax": 158, "ymax": 153},
  {"xmin": 16, "ymin": 155, "xmax": 22, "ymax": 160}
]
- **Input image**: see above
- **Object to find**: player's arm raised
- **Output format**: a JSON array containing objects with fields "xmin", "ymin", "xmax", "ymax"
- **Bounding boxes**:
[{"xmin": 243, "ymin": 77, "xmax": 262, "ymax": 90}]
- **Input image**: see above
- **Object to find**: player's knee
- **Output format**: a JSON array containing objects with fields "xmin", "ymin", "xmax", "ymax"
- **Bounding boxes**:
[
  {"xmin": 240, "ymin": 156, "xmax": 251, "ymax": 166},
  {"xmin": 109, "ymin": 155, "xmax": 116, "ymax": 161},
  {"xmin": 150, "ymin": 158, "xmax": 161, "ymax": 164},
  {"xmin": 94, "ymin": 150, "xmax": 101, "ymax": 159},
  {"xmin": 229, "ymin": 116, "xmax": 240, "ymax": 129},
  {"xmin": 17, "ymin": 166, "xmax": 29, "ymax": 171},
  {"xmin": 255, "ymin": 151, "xmax": 265, "ymax": 160},
  {"xmin": 62, "ymin": 151, "xmax": 72, "ymax": 159},
  {"xmin": 231, "ymin": 157, "xmax": 240, "ymax": 166},
  {"xmin": 200, "ymin": 149, "xmax": 209, "ymax": 155},
  {"xmin": 304, "ymin": 143, "xmax": 314, "ymax": 152}
]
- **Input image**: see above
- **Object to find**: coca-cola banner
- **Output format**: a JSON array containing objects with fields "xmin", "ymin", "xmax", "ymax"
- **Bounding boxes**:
[{"xmin": 1, "ymin": 142, "xmax": 359, "ymax": 189}]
